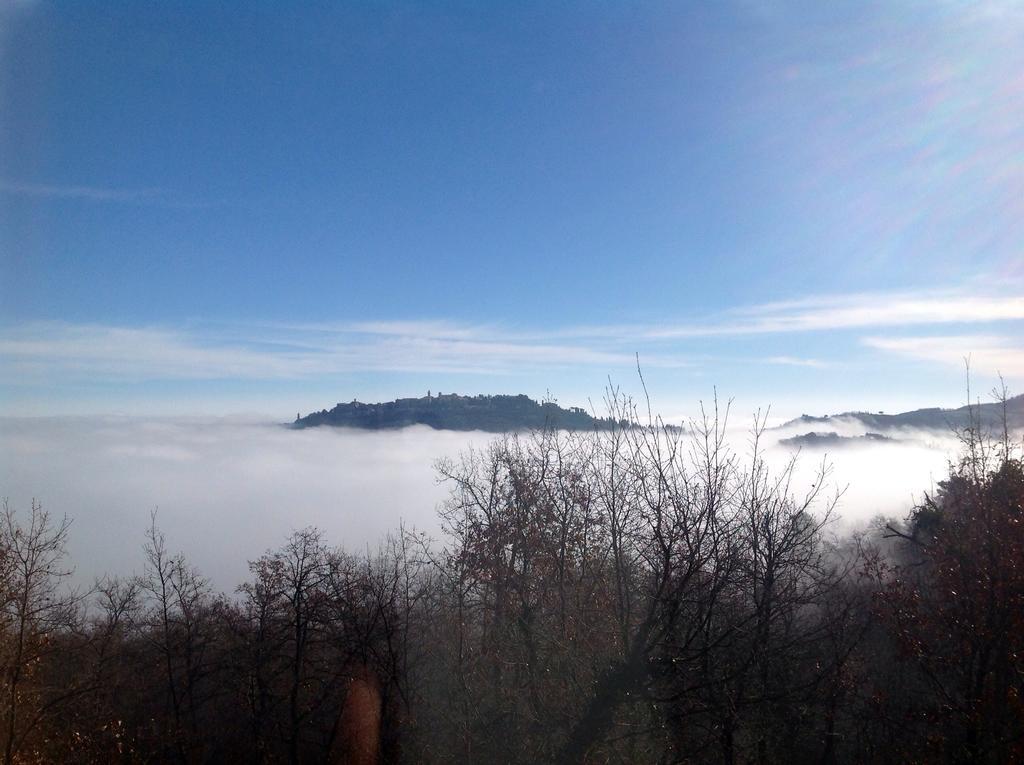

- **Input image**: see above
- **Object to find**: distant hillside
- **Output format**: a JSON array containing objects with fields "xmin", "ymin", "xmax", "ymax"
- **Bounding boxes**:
[
  {"xmin": 291, "ymin": 393, "xmax": 623, "ymax": 432},
  {"xmin": 781, "ymin": 394, "xmax": 1024, "ymax": 433},
  {"xmin": 778, "ymin": 431, "xmax": 896, "ymax": 450}
]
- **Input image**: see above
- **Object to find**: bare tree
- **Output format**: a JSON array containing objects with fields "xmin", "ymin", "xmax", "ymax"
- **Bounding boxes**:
[
  {"xmin": 0, "ymin": 500, "xmax": 84, "ymax": 765},
  {"xmin": 141, "ymin": 513, "xmax": 218, "ymax": 762}
]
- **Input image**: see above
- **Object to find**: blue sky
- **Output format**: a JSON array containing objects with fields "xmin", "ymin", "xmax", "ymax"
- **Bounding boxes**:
[{"xmin": 1, "ymin": 1, "xmax": 1022, "ymax": 419}]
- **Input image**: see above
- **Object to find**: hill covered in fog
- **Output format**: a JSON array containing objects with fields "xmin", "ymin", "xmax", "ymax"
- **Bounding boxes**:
[
  {"xmin": 291, "ymin": 393, "xmax": 1024, "ymax": 437},
  {"xmin": 778, "ymin": 394, "xmax": 1024, "ymax": 449},
  {"xmin": 784, "ymin": 393, "xmax": 1024, "ymax": 432},
  {"xmin": 778, "ymin": 431, "xmax": 897, "ymax": 449},
  {"xmin": 291, "ymin": 393, "xmax": 623, "ymax": 432}
]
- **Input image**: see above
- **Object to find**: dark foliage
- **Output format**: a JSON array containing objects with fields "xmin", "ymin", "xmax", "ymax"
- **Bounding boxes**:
[{"xmin": 291, "ymin": 393, "xmax": 624, "ymax": 432}]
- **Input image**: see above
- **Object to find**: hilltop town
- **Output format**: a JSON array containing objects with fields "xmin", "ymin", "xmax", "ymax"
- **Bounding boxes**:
[{"xmin": 291, "ymin": 392, "xmax": 623, "ymax": 432}]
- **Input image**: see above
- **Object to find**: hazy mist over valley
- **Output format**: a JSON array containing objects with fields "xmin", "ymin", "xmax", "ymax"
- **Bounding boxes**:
[{"xmin": 1, "ymin": 404, "xmax": 973, "ymax": 591}]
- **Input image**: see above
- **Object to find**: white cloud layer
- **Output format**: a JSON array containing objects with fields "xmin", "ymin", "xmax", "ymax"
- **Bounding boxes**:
[
  {"xmin": 0, "ymin": 417, "xmax": 486, "ymax": 590},
  {"xmin": 0, "ymin": 416, "xmax": 963, "ymax": 592}
]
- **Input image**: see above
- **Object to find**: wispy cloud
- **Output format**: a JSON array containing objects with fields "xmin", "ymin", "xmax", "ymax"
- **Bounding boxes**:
[
  {"xmin": 1, "ymin": 288, "xmax": 1020, "ymax": 386},
  {"xmin": 864, "ymin": 334, "xmax": 1024, "ymax": 377},
  {"xmin": 0, "ymin": 322, "xmax": 640, "ymax": 384},
  {"xmin": 344, "ymin": 320, "xmax": 487, "ymax": 340},
  {"xmin": 320, "ymin": 290, "xmax": 1024, "ymax": 344},
  {"xmin": 572, "ymin": 291, "xmax": 1024, "ymax": 340},
  {"xmin": 0, "ymin": 180, "xmax": 164, "ymax": 203},
  {"xmin": 0, "ymin": 325, "xmax": 303, "ymax": 381},
  {"xmin": 520, "ymin": 290, "xmax": 1024, "ymax": 344},
  {"xmin": 0, "ymin": 179, "xmax": 211, "ymax": 208},
  {"xmin": 763, "ymin": 356, "xmax": 828, "ymax": 368}
]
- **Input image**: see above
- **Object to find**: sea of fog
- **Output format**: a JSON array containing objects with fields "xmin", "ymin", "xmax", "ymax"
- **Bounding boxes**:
[{"xmin": 0, "ymin": 416, "xmax": 964, "ymax": 592}]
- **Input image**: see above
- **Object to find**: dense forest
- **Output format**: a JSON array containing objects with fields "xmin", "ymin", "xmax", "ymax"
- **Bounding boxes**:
[{"xmin": 1, "ymin": 393, "xmax": 1022, "ymax": 764}]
